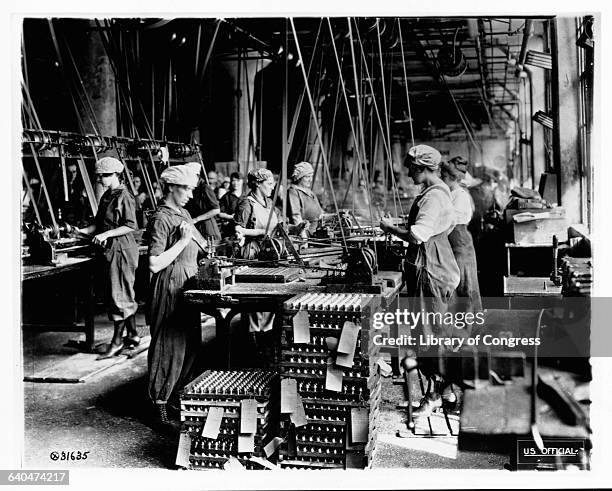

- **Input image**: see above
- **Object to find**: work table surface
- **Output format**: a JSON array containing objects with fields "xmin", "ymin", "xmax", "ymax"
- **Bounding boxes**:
[
  {"xmin": 183, "ymin": 271, "xmax": 403, "ymax": 308},
  {"xmin": 22, "ymin": 256, "xmax": 94, "ymax": 281}
]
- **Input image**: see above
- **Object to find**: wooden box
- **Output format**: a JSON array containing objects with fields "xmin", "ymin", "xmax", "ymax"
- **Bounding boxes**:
[{"xmin": 505, "ymin": 208, "xmax": 567, "ymax": 245}]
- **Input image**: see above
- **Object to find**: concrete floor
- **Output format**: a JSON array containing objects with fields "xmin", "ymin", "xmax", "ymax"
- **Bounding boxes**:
[{"xmin": 22, "ymin": 313, "xmax": 508, "ymax": 470}]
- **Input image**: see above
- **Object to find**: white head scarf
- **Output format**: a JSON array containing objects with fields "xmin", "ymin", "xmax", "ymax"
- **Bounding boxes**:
[
  {"xmin": 160, "ymin": 163, "xmax": 200, "ymax": 187},
  {"xmin": 407, "ymin": 145, "xmax": 442, "ymax": 171},
  {"xmin": 95, "ymin": 157, "xmax": 124, "ymax": 174},
  {"xmin": 291, "ymin": 161, "xmax": 314, "ymax": 183}
]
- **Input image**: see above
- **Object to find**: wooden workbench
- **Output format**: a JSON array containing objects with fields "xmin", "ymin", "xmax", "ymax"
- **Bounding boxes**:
[
  {"xmin": 503, "ymin": 276, "xmax": 562, "ymax": 297},
  {"xmin": 22, "ymin": 256, "xmax": 97, "ymax": 351}
]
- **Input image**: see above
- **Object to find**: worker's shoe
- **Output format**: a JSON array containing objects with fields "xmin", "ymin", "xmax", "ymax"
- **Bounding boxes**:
[
  {"xmin": 155, "ymin": 402, "xmax": 171, "ymax": 425},
  {"xmin": 412, "ymin": 393, "xmax": 442, "ymax": 418},
  {"xmin": 154, "ymin": 402, "xmax": 180, "ymax": 434},
  {"xmin": 124, "ymin": 316, "xmax": 140, "ymax": 346},
  {"xmin": 124, "ymin": 335, "xmax": 141, "ymax": 348},
  {"xmin": 96, "ymin": 342, "xmax": 123, "ymax": 360}
]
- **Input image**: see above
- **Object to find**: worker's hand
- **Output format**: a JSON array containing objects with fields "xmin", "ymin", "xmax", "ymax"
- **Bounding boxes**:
[
  {"xmin": 179, "ymin": 221, "xmax": 194, "ymax": 242},
  {"xmin": 92, "ymin": 232, "xmax": 109, "ymax": 247},
  {"xmin": 379, "ymin": 217, "xmax": 393, "ymax": 233}
]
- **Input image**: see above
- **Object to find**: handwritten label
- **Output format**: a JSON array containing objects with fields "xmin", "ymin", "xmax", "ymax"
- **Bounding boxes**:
[
  {"xmin": 175, "ymin": 432, "xmax": 192, "ymax": 468},
  {"xmin": 201, "ymin": 407, "xmax": 224, "ymax": 439},
  {"xmin": 240, "ymin": 399, "xmax": 258, "ymax": 434},
  {"xmin": 292, "ymin": 311, "xmax": 311, "ymax": 344},
  {"xmin": 325, "ymin": 358, "xmax": 343, "ymax": 392},
  {"xmin": 263, "ymin": 437, "xmax": 284, "ymax": 457},
  {"xmin": 281, "ymin": 378, "xmax": 298, "ymax": 414},
  {"xmin": 290, "ymin": 393, "xmax": 308, "ymax": 427},
  {"xmin": 350, "ymin": 407, "xmax": 369, "ymax": 443},
  {"xmin": 238, "ymin": 434, "xmax": 255, "ymax": 454}
]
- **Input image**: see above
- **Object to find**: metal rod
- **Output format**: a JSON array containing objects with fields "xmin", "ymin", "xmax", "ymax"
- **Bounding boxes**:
[
  {"xmin": 291, "ymin": 18, "xmax": 347, "ymax": 251},
  {"xmin": 517, "ymin": 19, "xmax": 534, "ymax": 74},
  {"xmin": 29, "ymin": 142, "xmax": 59, "ymax": 229}
]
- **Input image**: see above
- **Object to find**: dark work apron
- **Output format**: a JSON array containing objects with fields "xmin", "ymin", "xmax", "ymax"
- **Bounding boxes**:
[{"xmin": 448, "ymin": 224, "xmax": 482, "ymax": 314}]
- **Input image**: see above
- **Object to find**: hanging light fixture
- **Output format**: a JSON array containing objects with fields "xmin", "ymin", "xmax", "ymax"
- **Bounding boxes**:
[{"xmin": 436, "ymin": 27, "xmax": 467, "ymax": 77}]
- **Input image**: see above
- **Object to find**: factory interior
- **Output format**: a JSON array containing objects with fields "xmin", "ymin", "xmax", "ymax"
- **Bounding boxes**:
[{"xmin": 20, "ymin": 16, "xmax": 595, "ymax": 472}]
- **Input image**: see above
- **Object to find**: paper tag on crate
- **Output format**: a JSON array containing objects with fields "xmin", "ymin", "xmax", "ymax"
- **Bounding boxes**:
[
  {"xmin": 238, "ymin": 434, "xmax": 255, "ymax": 454},
  {"xmin": 281, "ymin": 378, "xmax": 298, "ymax": 413},
  {"xmin": 337, "ymin": 321, "xmax": 359, "ymax": 355},
  {"xmin": 249, "ymin": 456, "xmax": 280, "ymax": 470},
  {"xmin": 240, "ymin": 399, "xmax": 258, "ymax": 434},
  {"xmin": 289, "ymin": 393, "xmax": 308, "ymax": 427},
  {"xmin": 224, "ymin": 456, "xmax": 245, "ymax": 471},
  {"xmin": 350, "ymin": 407, "xmax": 369, "ymax": 443},
  {"xmin": 336, "ymin": 351, "xmax": 354, "ymax": 368},
  {"xmin": 201, "ymin": 406, "xmax": 224, "ymax": 439},
  {"xmin": 325, "ymin": 337, "xmax": 339, "ymax": 351},
  {"xmin": 175, "ymin": 432, "xmax": 192, "ymax": 468},
  {"xmin": 292, "ymin": 311, "xmax": 311, "ymax": 344},
  {"xmin": 325, "ymin": 357, "xmax": 343, "ymax": 392},
  {"xmin": 263, "ymin": 437, "xmax": 284, "ymax": 457}
]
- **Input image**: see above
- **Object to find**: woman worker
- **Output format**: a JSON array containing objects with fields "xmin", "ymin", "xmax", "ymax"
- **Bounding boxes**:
[
  {"xmin": 379, "ymin": 145, "xmax": 460, "ymax": 417},
  {"xmin": 441, "ymin": 157, "xmax": 482, "ymax": 313},
  {"xmin": 287, "ymin": 161, "xmax": 323, "ymax": 236},
  {"xmin": 185, "ymin": 166, "xmax": 222, "ymax": 242},
  {"xmin": 76, "ymin": 157, "xmax": 139, "ymax": 359},
  {"xmin": 234, "ymin": 168, "xmax": 279, "ymax": 363},
  {"xmin": 146, "ymin": 162, "xmax": 201, "ymax": 425}
]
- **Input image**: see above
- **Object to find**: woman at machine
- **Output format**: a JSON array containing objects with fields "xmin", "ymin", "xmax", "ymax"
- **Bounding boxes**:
[
  {"xmin": 146, "ymin": 162, "xmax": 202, "ymax": 425},
  {"xmin": 76, "ymin": 157, "xmax": 140, "ymax": 359},
  {"xmin": 287, "ymin": 161, "xmax": 323, "ymax": 237},
  {"xmin": 233, "ymin": 168, "xmax": 280, "ymax": 363},
  {"xmin": 379, "ymin": 144, "xmax": 460, "ymax": 417},
  {"xmin": 441, "ymin": 157, "xmax": 482, "ymax": 313},
  {"xmin": 185, "ymin": 164, "xmax": 222, "ymax": 242}
]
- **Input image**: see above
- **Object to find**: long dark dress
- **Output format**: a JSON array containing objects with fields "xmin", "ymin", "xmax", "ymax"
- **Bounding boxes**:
[
  {"xmin": 95, "ymin": 185, "xmax": 139, "ymax": 321},
  {"xmin": 146, "ymin": 204, "xmax": 200, "ymax": 403},
  {"xmin": 234, "ymin": 193, "xmax": 279, "ymax": 332},
  {"xmin": 448, "ymin": 225, "xmax": 482, "ymax": 312}
]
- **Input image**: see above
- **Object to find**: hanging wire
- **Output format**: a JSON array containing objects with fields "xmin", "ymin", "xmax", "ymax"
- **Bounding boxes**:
[
  {"xmin": 61, "ymin": 31, "xmax": 103, "ymax": 136},
  {"xmin": 326, "ymin": 19, "xmax": 366, "ymax": 210},
  {"xmin": 47, "ymin": 20, "xmax": 87, "ymax": 134},
  {"xmin": 419, "ymin": 32, "xmax": 482, "ymax": 155},
  {"xmin": 397, "ymin": 19, "xmax": 416, "ymax": 149},
  {"xmin": 353, "ymin": 22, "xmax": 404, "ymax": 218},
  {"xmin": 290, "ymin": 18, "xmax": 348, "ymax": 251},
  {"xmin": 346, "ymin": 18, "xmax": 378, "ymax": 264}
]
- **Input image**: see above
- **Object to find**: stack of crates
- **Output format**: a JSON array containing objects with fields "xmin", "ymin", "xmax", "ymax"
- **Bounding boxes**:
[
  {"xmin": 179, "ymin": 370, "xmax": 278, "ymax": 470},
  {"xmin": 277, "ymin": 292, "xmax": 382, "ymax": 469}
]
